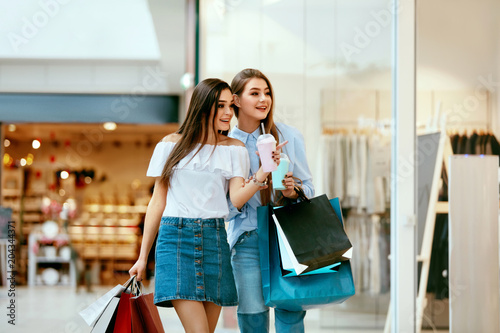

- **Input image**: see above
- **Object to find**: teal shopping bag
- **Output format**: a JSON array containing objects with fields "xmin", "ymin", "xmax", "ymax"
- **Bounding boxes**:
[{"xmin": 258, "ymin": 197, "xmax": 355, "ymax": 311}]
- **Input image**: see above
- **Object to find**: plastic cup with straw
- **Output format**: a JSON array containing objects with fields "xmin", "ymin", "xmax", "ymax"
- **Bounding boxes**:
[{"xmin": 256, "ymin": 122, "xmax": 277, "ymax": 172}]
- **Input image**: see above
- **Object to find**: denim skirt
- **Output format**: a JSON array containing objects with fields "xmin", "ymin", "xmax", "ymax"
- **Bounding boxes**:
[{"xmin": 154, "ymin": 216, "xmax": 238, "ymax": 307}]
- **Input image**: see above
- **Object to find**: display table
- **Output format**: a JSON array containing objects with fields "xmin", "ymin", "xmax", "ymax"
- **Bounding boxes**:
[{"xmin": 28, "ymin": 232, "xmax": 75, "ymax": 287}]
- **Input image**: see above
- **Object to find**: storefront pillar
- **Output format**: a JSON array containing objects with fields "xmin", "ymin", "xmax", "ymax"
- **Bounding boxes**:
[{"xmin": 390, "ymin": 0, "xmax": 417, "ymax": 332}]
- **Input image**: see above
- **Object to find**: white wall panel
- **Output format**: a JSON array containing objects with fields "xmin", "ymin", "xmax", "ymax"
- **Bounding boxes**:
[
  {"xmin": 449, "ymin": 155, "xmax": 500, "ymax": 332},
  {"xmin": 93, "ymin": 66, "xmax": 140, "ymax": 87},
  {"xmin": 47, "ymin": 65, "xmax": 93, "ymax": 86},
  {"xmin": 1, "ymin": 64, "xmax": 45, "ymax": 87}
]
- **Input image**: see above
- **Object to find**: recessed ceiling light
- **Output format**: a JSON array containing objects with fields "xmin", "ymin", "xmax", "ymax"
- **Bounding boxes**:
[
  {"xmin": 32, "ymin": 139, "xmax": 41, "ymax": 149},
  {"xmin": 103, "ymin": 122, "xmax": 117, "ymax": 131}
]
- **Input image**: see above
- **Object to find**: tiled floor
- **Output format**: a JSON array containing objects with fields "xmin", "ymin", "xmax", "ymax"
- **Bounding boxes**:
[{"xmin": 0, "ymin": 285, "xmax": 448, "ymax": 333}]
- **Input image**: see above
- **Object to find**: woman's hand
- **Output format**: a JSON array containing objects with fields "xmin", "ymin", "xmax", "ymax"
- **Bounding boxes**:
[
  {"xmin": 256, "ymin": 140, "xmax": 289, "ymax": 166},
  {"xmin": 129, "ymin": 259, "xmax": 147, "ymax": 282},
  {"xmin": 281, "ymin": 171, "xmax": 298, "ymax": 199},
  {"xmin": 272, "ymin": 140, "xmax": 288, "ymax": 165}
]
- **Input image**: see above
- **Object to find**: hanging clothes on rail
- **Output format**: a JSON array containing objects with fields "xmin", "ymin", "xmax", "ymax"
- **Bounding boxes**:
[
  {"xmin": 449, "ymin": 130, "xmax": 500, "ymax": 164},
  {"xmin": 316, "ymin": 130, "xmax": 390, "ymax": 213},
  {"xmin": 344, "ymin": 211, "xmax": 391, "ymax": 295},
  {"xmin": 317, "ymin": 127, "xmax": 391, "ymax": 295}
]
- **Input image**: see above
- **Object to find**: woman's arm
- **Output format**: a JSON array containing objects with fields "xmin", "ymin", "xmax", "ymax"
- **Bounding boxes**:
[
  {"xmin": 228, "ymin": 140, "xmax": 288, "ymax": 209},
  {"xmin": 129, "ymin": 178, "xmax": 167, "ymax": 281},
  {"xmin": 228, "ymin": 167, "xmax": 269, "ymax": 209}
]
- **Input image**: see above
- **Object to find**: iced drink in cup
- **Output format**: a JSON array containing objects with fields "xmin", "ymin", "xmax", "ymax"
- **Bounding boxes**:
[
  {"xmin": 272, "ymin": 153, "xmax": 290, "ymax": 190},
  {"xmin": 256, "ymin": 133, "xmax": 277, "ymax": 172}
]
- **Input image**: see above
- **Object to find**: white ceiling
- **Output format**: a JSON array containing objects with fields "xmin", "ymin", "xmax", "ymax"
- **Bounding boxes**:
[{"xmin": 0, "ymin": 0, "xmax": 161, "ymax": 60}]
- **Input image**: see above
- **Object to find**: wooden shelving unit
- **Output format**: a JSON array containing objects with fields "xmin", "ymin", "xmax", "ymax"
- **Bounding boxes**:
[{"xmin": 67, "ymin": 204, "xmax": 145, "ymax": 285}]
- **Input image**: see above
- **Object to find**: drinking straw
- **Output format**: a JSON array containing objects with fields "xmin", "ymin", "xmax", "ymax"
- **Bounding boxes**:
[{"xmin": 260, "ymin": 122, "xmax": 265, "ymax": 134}]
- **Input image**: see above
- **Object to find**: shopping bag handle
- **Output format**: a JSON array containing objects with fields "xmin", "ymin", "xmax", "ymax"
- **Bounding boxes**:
[
  {"xmin": 131, "ymin": 276, "xmax": 145, "ymax": 296},
  {"xmin": 124, "ymin": 275, "xmax": 136, "ymax": 289},
  {"xmin": 293, "ymin": 186, "xmax": 311, "ymax": 203}
]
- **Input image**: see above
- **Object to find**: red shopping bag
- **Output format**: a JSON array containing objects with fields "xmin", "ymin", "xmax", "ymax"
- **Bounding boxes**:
[
  {"xmin": 130, "ymin": 286, "xmax": 164, "ymax": 333},
  {"xmin": 112, "ymin": 292, "xmax": 132, "ymax": 333}
]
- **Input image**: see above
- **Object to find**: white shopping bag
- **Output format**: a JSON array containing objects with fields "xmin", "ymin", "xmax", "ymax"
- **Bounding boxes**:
[{"xmin": 79, "ymin": 275, "xmax": 135, "ymax": 327}]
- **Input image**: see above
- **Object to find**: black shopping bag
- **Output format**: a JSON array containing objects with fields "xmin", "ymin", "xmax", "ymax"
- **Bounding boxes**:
[{"xmin": 272, "ymin": 187, "xmax": 352, "ymax": 275}]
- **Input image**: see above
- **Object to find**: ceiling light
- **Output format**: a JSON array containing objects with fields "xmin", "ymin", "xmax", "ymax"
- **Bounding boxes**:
[
  {"xmin": 103, "ymin": 122, "xmax": 117, "ymax": 131},
  {"xmin": 4, "ymin": 139, "xmax": 10, "ymax": 147},
  {"xmin": 32, "ymin": 139, "xmax": 41, "ymax": 149},
  {"xmin": 7, "ymin": 124, "xmax": 16, "ymax": 132}
]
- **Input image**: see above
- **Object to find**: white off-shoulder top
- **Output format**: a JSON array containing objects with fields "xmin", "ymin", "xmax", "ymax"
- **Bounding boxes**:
[{"xmin": 147, "ymin": 141, "xmax": 250, "ymax": 219}]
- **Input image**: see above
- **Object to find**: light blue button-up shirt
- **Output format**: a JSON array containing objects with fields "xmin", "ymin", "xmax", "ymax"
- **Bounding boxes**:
[{"xmin": 226, "ymin": 122, "xmax": 315, "ymax": 249}]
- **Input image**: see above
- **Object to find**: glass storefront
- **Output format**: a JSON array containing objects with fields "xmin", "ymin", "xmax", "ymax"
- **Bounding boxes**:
[
  {"xmin": 199, "ymin": 0, "xmax": 395, "ymax": 330},
  {"xmin": 199, "ymin": 0, "xmax": 500, "ymax": 331}
]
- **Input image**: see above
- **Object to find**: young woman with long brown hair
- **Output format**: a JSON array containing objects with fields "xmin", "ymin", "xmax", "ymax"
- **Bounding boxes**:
[
  {"xmin": 227, "ymin": 69, "xmax": 315, "ymax": 333},
  {"xmin": 129, "ymin": 78, "xmax": 283, "ymax": 333}
]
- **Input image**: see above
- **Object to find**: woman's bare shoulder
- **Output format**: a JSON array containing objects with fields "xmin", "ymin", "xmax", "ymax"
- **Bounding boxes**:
[
  {"xmin": 219, "ymin": 137, "xmax": 245, "ymax": 147},
  {"xmin": 161, "ymin": 133, "xmax": 181, "ymax": 143}
]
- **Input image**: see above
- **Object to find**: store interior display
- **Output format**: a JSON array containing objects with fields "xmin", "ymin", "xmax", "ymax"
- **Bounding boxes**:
[
  {"xmin": 1, "ymin": 122, "xmax": 178, "ymax": 286},
  {"xmin": 317, "ymin": 117, "xmax": 500, "ymax": 330}
]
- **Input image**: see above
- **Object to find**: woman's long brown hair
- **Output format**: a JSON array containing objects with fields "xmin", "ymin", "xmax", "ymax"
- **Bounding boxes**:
[
  {"xmin": 160, "ymin": 78, "xmax": 231, "ymax": 189},
  {"xmin": 231, "ymin": 68, "xmax": 281, "ymax": 205}
]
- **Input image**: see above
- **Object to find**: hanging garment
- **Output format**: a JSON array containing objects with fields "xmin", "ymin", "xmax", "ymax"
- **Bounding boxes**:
[
  {"xmin": 485, "ymin": 134, "xmax": 493, "ymax": 155},
  {"xmin": 426, "ymin": 214, "xmax": 449, "ymax": 300},
  {"xmin": 359, "ymin": 216, "xmax": 370, "ymax": 292},
  {"xmin": 457, "ymin": 134, "xmax": 468, "ymax": 154},
  {"xmin": 333, "ymin": 135, "xmax": 345, "ymax": 201},
  {"xmin": 475, "ymin": 134, "xmax": 485, "ymax": 154},
  {"xmin": 450, "ymin": 134, "xmax": 460, "ymax": 154},
  {"xmin": 368, "ymin": 215, "xmax": 381, "ymax": 294},
  {"xmin": 489, "ymin": 134, "xmax": 500, "ymax": 165},
  {"xmin": 346, "ymin": 135, "xmax": 359, "ymax": 207},
  {"xmin": 345, "ymin": 214, "xmax": 361, "ymax": 292},
  {"xmin": 378, "ymin": 216, "xmax": 391, "ymax": 293},
  {"xmin": 358, "ymin": 135, "xmax": 368, "ymax": 212},
  {"xmin": 365, "ymin": 137, "xmax": 375, "ymax": 214},
  {"xmin": 465, "ymin": 131, "xmax": 478, "ymax": 154}
]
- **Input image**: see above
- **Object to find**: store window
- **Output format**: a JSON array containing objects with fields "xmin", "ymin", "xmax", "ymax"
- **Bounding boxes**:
[
  {"xmin": 200, "ymin": 0, "xmax": 394, "ymax": 330},
  {"xmin": 200, "ymin": 0, "xmax": 500, "ymax": 331}
]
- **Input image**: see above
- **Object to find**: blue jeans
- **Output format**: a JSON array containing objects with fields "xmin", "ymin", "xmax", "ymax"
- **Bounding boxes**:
[{"xmin": 231, "ymin": 230, "xmax": 306, "ymax": 333}]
